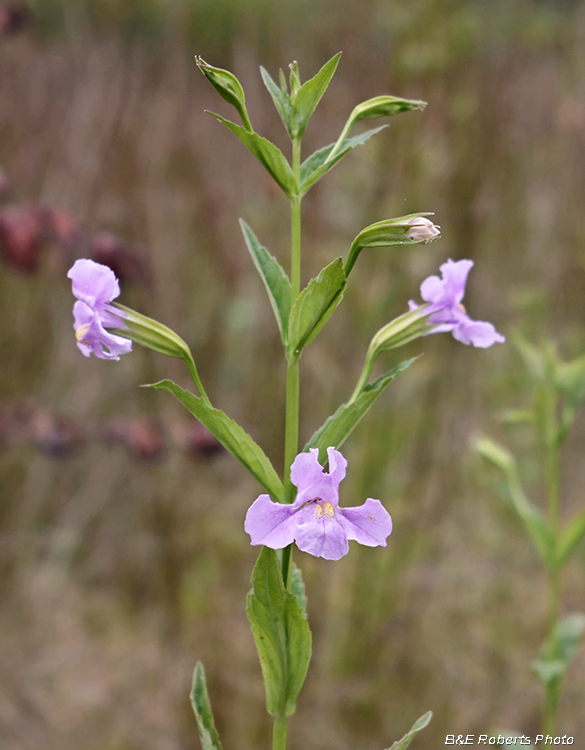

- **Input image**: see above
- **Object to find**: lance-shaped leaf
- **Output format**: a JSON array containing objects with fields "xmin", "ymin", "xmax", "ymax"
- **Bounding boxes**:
[
  {"xmin": 384, "ymin": 710, "xmax": 433, "ymax": 750},
  {"xmin": 246, "ymin": 547, "xmax": 312, "ymax": 717},
  {"xmin": 345, "ymin": 213, "xmax": 439, "ymax": 276},
  {"xmin": 190, "ymin": 662, "xmax": 222, "ymax": 750},
  {"xmin": 260, "ymin": 65, "xmax": 293, "ymax": 135},
  {"xmin": 299, "ymin": 125, "xmax": 387, "ymax": 196},
  {"xmin": 196, "ymin": 57, "xmax": 253, "ymax": 132},
  {"xmin": 473, "ymin": 436, "xmax": 554, "ymax": 566},
  {"xmin": 151, "ymin": 380, "xmax": 284, "ymax": 503},
  {"xmin": 326, "ymin": 95, "xmax": 426, "ymax": 163},
  {"xmin": 557, "ymin": 509, "xmax": 585, "ymax": 567},
  {"xmin": 305, "ymin": 359, "xmax": 416, "ymax": 461},
  {"xmin": 239, "ymin": 220, "xmax": 291, "ymax": 343},
  {"xmin": 532, "ymin": 613, "xmax": 585, "ymax": 690},
  {"xmin": 287, "ymin": 258, "xmax": 346, "ymax": 360},
  {"xmin": 208, "ymin": 113, "xmax": 297, "ymax": 198},
  {"xmin": 289, "ymin": 53, "xmax": 341, "ymax": 138}
]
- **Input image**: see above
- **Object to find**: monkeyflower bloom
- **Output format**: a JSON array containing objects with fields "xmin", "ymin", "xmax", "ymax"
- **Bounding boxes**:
[
  {"xmin": 245, "ymin": 447, "xmax": 393, "ymax": 561},
  {"xmin": 409, "ymin": 258, "xmax": 505, "ymax": 348},
  {"xmin": 68, "ymin": 259, "xmax": 132, "ymax": 360}
]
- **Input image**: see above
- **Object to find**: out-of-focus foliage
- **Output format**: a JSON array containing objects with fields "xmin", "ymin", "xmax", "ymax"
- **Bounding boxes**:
[{"xmin": 2, "ymin": 0, "xmax": 585, "ymax": 748}]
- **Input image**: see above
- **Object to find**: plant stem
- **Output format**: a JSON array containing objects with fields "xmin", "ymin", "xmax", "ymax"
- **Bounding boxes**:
[
  {"xmin": 281, "ymin": 137, "xmax": 303, "ymax": 591},
  {"xmin": 543, "ymin": 432, "xmax": 561, "ymax": 734},
  {"xmin": 272, "ymin": 714, "xmax": 288, "ymax": 750}
]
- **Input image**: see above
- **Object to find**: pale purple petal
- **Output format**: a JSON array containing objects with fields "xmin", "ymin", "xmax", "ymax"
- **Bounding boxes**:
[
  {"xmin": 290, "ymin": 448, "xmax": 324, "ymax": 492},
  {"xmin": 439, "ymin": 258, "xmax": 473, "ymax": 305},
  {"xmin": 452, "ymin": 319, "xmax": 506, "ymax": 348},
  {"xmin": 68, "ymin": 259, "xmax": 120, "ymax": 309},
  {"xmin": 294, "ymin": 504, "xmax": 349, "ymax": 561},
  {"xmin": 419, "ymin": 274, "xmax": 444, "ymax": 304},
  {"xmin": 338, "ymin": 498, "xmax": 393, "ymax": 547},
  {"xmin": 326, "ymin": 447, "xmax": 347, "ymax": 486},
  {"xmin": 245, "ymin": 494, "xmax": 297, "ymax": 548}
]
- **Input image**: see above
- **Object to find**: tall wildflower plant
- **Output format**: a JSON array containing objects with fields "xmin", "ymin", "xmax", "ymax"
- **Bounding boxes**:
[
  {"xmin": 475, "ymin": 337, "xmax": 585, "ymax": 738},
  {"xmin": 68, "ymin": 55, "xmax": 504, "ymax": 749}
]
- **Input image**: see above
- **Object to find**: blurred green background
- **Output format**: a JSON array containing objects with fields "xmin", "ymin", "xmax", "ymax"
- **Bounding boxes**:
[{"xmin": 1, "ymin": 0, "xmax": 585, "ymax": 747}]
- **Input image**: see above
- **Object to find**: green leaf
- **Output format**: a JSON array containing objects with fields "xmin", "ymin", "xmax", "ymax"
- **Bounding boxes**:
[
  {"xmin": 290, "ymin": 562, "xmax": 307, "ymax": 619},
  {"xmin": 196, "ymin": 57, "xmax": 253, "ymax": 132},
  {"xmin": 327, "ymin": 95, "xmax": 426, "ymax": 163},
  {"xmin": 474, "ymin": 436, "xmax": 554, "ymax": 565},
  {"xmin": 299, "ymin": 125, "xmax": 387, "ymax": 196},
  {"xmin": 246, "ymin": 547, "xmax": 312, "ymax": 717},
  {"xmin": 384, "ymin": 710, "xmax": 433, "ymax": 750},
  {"xmin": 532, "ymin": 613, "xmax": 585, "ymax": 689},
  {"xmin": 290, "ymin": 53, "xmax": 341, "ymax": 138},
  {"xmin": 209, "ymin": 113, "xmax": 297, "ymax": 198},
  {"xmin": 151, "ymin": 380, "xmax": 284, "ymax": 503},
  {"xmin": 239, "ymin": 220, "xmax": 291, "ymax": 343},
  {"xmin": 190, "ymin": 662, "xmax": 222, "ymax": 750},
  {"xmin": 305, "ymin": 358, "xmax": 417, "ymax": 460},
  {"xmin": 287, "ymin": 258, "xmax": 346, "ymax": 360},
  {"xmin": 557, "ymin": 509, "xmax": 585, "ymax": 567},
  {"xmin": 260, "ymin": 65, "xmax": 293, "ymax": 135}
]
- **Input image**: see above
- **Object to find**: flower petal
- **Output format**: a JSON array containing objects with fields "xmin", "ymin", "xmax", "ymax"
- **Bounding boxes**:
[
  {"xmin": 294, "ymin": 504, "xmax": 349, "ymax": 560},
  {"xmin": 326, "ymin": 447, "xmax": 347, "ymax": 486},
  {"xmin": 338, "ymin": 498, "xmax": 393, "ymax": 547},
  {"xmin": 438, "ymin": 258, "xmax": 473, "ymax": 306},
  {"xmin": 244, "ymin": 494, "xmax": 297, "ymax": 548},
  {"xmin": 68, "ymin": 259, "xmax": 120, "ymax": 308},
  {"xmin": 419, "ymin": 273, "xmax": 444, "ymax": 304},
  {"xmin": 453, "ymin": 319, "xmax": 506, "ymax": 348},
  {"xmin": 290, "ymin": 448, "xmax": 324, "ymax": 491}
]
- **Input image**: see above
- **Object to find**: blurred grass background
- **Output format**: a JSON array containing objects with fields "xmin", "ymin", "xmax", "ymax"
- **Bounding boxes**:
[{"xmin": 1, "ymin": 0, "xmax": 585, "ymax": 747}]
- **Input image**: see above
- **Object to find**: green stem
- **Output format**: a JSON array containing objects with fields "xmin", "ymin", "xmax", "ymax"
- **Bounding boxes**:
[
  {"xmin": 272, "ymin": 714, "xmax": 288, "ymax": 750},
  {"xmin": 543, "ymin": 427, "xmax": 561, "ymax": 735},
  {"xmin": 348, "ymin": 346, "xmax": 376, "ymax": 403},
  {"xmin": 281, "ymin": 137, "xmax": 303, "ymax": 588}
]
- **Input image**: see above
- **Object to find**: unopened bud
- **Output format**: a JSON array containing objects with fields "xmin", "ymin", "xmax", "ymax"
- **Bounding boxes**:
[
  {"xmin": 404, "ymin": 216, "xmax": 441, "ymax": 245},
  {"xmin": 196, "ymin": 57, "xmax": 253, "ymax": 132}
]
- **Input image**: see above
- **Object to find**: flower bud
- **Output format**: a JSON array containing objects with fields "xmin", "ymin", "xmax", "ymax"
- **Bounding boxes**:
[
  {"xmin": 196, "ymin": 57, "xmax": 253, "ymax": 132},
  {"xmin": 345, "ymin": 213, "xmax": 439, "ymax": 275},
  {"xmin": 404, "ymin": 216, "xmax": 441, "ymax": 245},
  {"xmin": 327, "ymin": 95, "xmax": 427, "ymax": 163}
]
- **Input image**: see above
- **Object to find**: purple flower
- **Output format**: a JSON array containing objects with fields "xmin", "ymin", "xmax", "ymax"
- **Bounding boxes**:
[
  {"xmin": 409, "ymin": 258, "xmax": 505, "ymax": 348},
  {"xmin": 68, "ymin": 259, "xmax": 132, "ymax": 360},
  {"xmin": 245, "ymin": 447, "xmax": 393, "ymax": 561}
]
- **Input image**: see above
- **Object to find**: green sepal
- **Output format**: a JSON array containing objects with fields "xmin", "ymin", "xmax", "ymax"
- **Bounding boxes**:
[
  {"xmin": 246, "ymin": 547, "xmax": 312, "ymax": 717},
  {"xmin": 239, "ymin": 220, "xmax": 291, "ymax": 343},
  {"xmin": 384, "ymin": 710, "xmax": 433, "ymax": 750},
  {"xmin": 208, "ymin": 112, "xmax": 297, "ymax": 198},
  {"xmin": 288, "ymin": 61, "xmax": 301, "ymax": 97},
  {"xmin": 114, "ymin": 303, "xmax": 206, "ymax": 397},
  {"xmin": 369, "ymin": 307, "xmax": 435, "ymax": 356},
  {"xmin": 289, "ymin": 53, "xmax": 341, "ymax": 138},
  {"xmin": 299, "ymin": 125, "xmax": 387, "ymax": 196},
  {"xmin": 150, "ymin": 380, "xmax": 285, "ymax": 503},
  {"xmin": 196, "ymin": 57, "xmax": 253, "ymax": 132},
  {"xmin": 290, "ymin": 562, "xmax": 308, "ymax": 619},
  {"xmin": 260, "ymin": 65, "xmax": 293, "ymax": 135},
  {"xmin": 327, "ymin": 94, "xmax": 426, "ymax": 163},
  {"xmin": 345, "ymin": 213, "xmax": 438, "ymax": 276},
  {"xmin": 531, "ymin": 614, "xmax": 585, "ymax": 690},
  {"xmin": 286, "ymin": 257, "xmax": 346, "ymax": 360},
  {"xmin": 305, "ymin": 358, "xmax": 417, "ymax": 461},
  {"xmin": 557, "ymin": 508, "xmax": 585, "ymax": 567},
  {"xmin": 473, "ymin": 436, "xmax": 554, "ymax": 566},
  {"xmin": 190, "ymin": 662, "xmax": 223, "ymax": 750}
]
